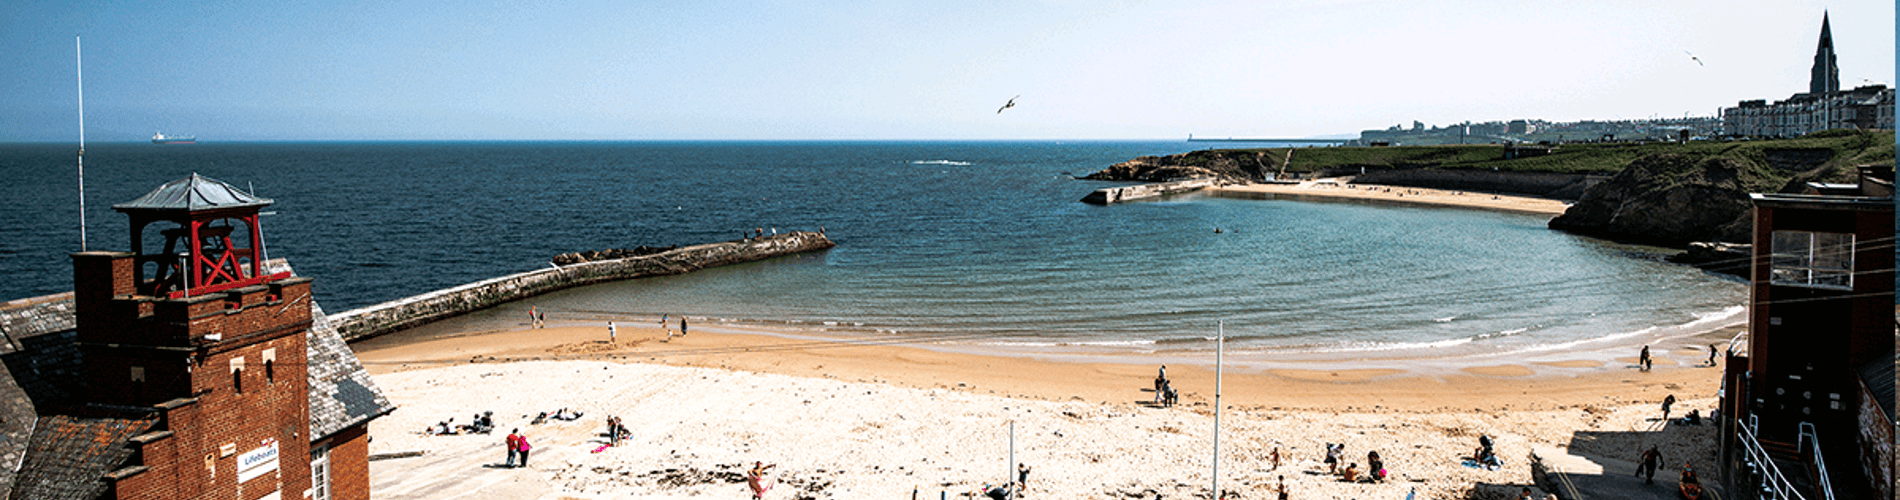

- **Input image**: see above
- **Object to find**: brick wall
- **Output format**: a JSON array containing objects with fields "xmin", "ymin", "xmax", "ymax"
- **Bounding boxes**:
[{"xmin": 74, "ymin": 250, "xmax": 320, "ymax": 500}]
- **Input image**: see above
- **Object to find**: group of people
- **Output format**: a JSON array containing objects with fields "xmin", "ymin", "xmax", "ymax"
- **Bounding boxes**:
[
  {"xmin": 605, "ymin": 415, "xmax": 631, "ymax": 445},
  {"xmin": 424, "ymin": 411, "xmax": 496, "ymax": 436},
  {"xmin": 1152, "ymin": 366, "xmax": 1178, "ymax": 407},
  {"xmin": 1637, "ymin": 343, "xmax": 1724, "ymax": 371},
  {"xmin": 527, "ymin": 306, "xmax": 547, "ymax": 328},
  {"xmin": 503, "ymin": 429, "xmax": 533, "ymax": 468},
  {"xmin": 1320, "ymin": 443, "xmax": 1390, "ymax": 483}
]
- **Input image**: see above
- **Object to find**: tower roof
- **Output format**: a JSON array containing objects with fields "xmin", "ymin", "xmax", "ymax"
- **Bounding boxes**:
[
  {"xmin": 1817, "ymin": 11, "xmax": 1833, "ymax": 50},
  {"xmin": 111, "ymin": 173, "xmax": 271, "ymax": 213}
]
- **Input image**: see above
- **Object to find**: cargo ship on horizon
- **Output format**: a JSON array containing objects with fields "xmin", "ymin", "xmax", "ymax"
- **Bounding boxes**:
[{"xmin": 151, "ymin": 132, "xmax": 195, "ymax": 144}]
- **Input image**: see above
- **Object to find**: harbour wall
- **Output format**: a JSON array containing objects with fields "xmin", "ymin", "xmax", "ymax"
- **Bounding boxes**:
[
  {"xmin": 1081, "ymin": 178, "xmax": 1218, "ymax": 204},
  {"xmin": 326, "ymin": 231, "xmax": 835, "ymax": 342}
]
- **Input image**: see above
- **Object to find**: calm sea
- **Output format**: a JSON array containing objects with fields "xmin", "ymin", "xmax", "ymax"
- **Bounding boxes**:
[{"xmin": 0, "ymin": 141, "xmax": 1745, "ymax": 358}]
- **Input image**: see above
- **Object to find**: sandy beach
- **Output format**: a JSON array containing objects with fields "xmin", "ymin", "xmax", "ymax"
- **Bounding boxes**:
[
  {"xmin": 359, "ymin": 319, "xmax": 1733, "ymax": 500},
  {"xmin": 1214, "ymin": 180, "xmax": 1573, "ymax": 215},
  {"xmin": 353, "ymin": 180, "xmax": 1732, "ymax": 499}
]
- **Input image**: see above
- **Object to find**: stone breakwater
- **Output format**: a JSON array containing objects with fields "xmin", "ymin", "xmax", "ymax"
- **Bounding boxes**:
[
  {"xmin": 1080, "ymin": 178, "xmax": 1218, "ymax": 204},
  {"xmin": 327, "ymin": 231, "xmax": 835, "ymax": 342}
]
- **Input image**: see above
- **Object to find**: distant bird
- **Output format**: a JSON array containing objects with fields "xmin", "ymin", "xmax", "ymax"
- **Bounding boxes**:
[
  {"xmin": 997, "ymin": 95, "xmax": 1019, "ymax": 114},
  {"xmin": 1684, "ymin": 50, "xmax": 1703, "ymax": 67}
]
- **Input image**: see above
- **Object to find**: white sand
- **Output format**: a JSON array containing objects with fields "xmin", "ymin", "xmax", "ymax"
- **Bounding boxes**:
[{"xmin": 368, "ymin": 359, "xmax": 1719, "ymax": 499}]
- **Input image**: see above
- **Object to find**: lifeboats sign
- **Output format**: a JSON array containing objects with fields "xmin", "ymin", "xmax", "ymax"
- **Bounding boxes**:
[{"xmin": 237, "ymin": 438, "xmax": 280, "ymax": 483}]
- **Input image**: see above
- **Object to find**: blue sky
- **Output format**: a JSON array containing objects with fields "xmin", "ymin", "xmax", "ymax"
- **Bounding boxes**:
[{"xmin": 2, "ymin": 0, "xmax": 1892, "ymax": 141}]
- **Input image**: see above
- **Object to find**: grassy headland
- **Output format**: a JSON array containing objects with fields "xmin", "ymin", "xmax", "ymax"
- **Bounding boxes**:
[{"xmin": 1107, "ymin": 130, "xmax": 1893, "ymax": 192}]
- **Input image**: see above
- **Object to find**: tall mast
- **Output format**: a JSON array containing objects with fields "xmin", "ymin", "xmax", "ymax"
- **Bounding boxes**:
[
  {"xmin": 76, "ymin": 35, "xmax": 87, "ymax": 251},
  {"xmin": 1212, "ymin": 321, "xmax": 1223, "ymax": 499}
]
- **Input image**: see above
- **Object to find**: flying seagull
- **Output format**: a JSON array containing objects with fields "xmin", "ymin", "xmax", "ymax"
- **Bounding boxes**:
[
  {"xmin": 997, "ymin": 95, "xmax": 1019, "ymax": 114},
  {"xmin": 1684, "ymin": 50, "xmax": 1703, "ymax": 67}
]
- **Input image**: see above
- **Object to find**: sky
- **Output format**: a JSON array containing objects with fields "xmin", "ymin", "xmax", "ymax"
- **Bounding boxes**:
[{"xmin": 1, "ymin": 0, "xmax": 1892, "ymax": 141}]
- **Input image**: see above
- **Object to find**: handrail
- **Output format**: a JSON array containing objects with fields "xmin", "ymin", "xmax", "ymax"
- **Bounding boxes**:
[
  {"xmin": 1728, "ymin": 330, "xmax": 1749, "ymax": 357},
  {"xmin": 1736, "ymin": 418, "xmax": 1808, "ymax": 500},
  {"xmin": 1797, "ymin": 422, "xmax": 1834, "ymax": 500}
]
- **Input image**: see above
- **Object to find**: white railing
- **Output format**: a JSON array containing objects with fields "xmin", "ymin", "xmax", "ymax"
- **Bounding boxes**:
[
  {"xmin": 1797, "ymin": 422, "xmax": 1834, "ymax": 500},
  {"xmin": 1736, "ymin": 418, "xmax": 1807, "ymax": 500}
]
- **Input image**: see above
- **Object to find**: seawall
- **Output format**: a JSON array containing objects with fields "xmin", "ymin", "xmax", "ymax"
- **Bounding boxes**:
[
  {"xmin": 327, "ymin": 231, "xmax": 835, "ymax": 342},
  {"xmin": 1081, "ymin": 178, "xmax": 1217, "ymax": 204}
]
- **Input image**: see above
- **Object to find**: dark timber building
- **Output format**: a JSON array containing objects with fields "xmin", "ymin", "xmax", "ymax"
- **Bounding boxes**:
[{"xmin": 1717, "ymin": 165, "xmax": 1893, "ymax": 499}]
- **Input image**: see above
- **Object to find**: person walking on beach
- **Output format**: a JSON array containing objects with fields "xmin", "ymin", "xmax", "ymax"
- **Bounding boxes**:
[
  {"xmin": 1017, "ymin": 463, "xmax": 1031, "ymax": 492},
  {"xmin": 1324, "ymin": 442, "xmax": 1344, "ymax": 474},
  {"xmin": 1661, "ymin": 394, "xmax": 1676, "ymax": 421},
  {"xmin": 679, "ymin": 317, "xmax": 688, "ymax": 337},
  {"xmin": 1276, "ymin": 475, "xmax": 1288, "ymax": 500},
  {"xmin": 1270, "ymin": 446, "xmax": 1281, "ymax": 470},
  {"xmin": 1153, "ymin": 365, "xmax": 1168, "ymax": 404},
  {"xmin": 1708, "ymin": 344, "xmax": 1718, "ymax": 366},
  {"xmin": 1639, "ymin": 345, "xmax": 1652, "ymax": 371},
  {"xmin": 504, "ymin": 429, "xmax": 522, "ymax": 467},
  {"xmin": 747, "ymin": 461, "xmax": 775, "ymax": 499},
  {"xmin": 608, "ymin": 321, "xmax": 617, "ymax": 343},
  {"xmin": 529, "ymin": 306, "xmax": 540, "ymax": 329},
  {"xmin": 1636, "ymin": 445, "xmax": 1662, "ymax": 484},
  {"xmin": 516, "ymin": 433, "xmax": 533, "ymax": 468}
]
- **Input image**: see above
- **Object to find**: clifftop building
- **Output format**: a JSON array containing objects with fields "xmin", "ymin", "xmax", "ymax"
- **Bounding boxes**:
[
  {"xmin": 1722, "ymin": 12, "xmax": 1894, "ymax": 137},
  {"xmin": 0, "ymin": 175, "xmax": 393, "ymax": 500}
]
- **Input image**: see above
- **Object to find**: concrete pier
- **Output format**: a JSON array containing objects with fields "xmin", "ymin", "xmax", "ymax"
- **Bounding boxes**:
[
  {"xmin": 326, "ymin": 231, "xmax": 834, "ymax": 341},
  {"xmin": 1080, "ymin": 178, "xmax": 1217, "ymax": 204}
]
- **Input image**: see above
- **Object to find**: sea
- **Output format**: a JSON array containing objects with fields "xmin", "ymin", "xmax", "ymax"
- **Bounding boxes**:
[{"xmin": 0, "ymin": 141, "xmax": 1746, "ymax": 363}]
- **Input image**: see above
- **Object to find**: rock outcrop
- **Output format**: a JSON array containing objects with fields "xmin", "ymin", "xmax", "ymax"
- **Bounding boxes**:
[
  {"xmin": 1546, "ymin": 154, "xmax": 1760, "ymax": 246},
  {"xmin": 1083, "ymin": 150, "xmax": 1274, "ymax": 182}
]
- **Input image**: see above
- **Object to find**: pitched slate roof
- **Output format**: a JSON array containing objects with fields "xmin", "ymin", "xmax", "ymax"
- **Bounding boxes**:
[
  {"xmin": 6, "ymin": 413, "xmax": 156, "ymax": 500},
  {"xmin": 305, "ymin": 296, "xmax": 397, "ymax": 440},
  {"xmin": 110, "ymin": 173, "xmax": 272, "ymax": 213}
]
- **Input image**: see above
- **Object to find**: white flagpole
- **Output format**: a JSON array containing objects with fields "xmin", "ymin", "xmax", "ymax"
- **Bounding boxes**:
[
  {"xmin": 76, "ymin": 35, "xmax": 87, "ymax": 252},
  {"xmin": 1008, "ymin": 420, "xmax": 1016, "ymax": 500},
  {"xmin": 1213, "ymin": 321, "xmax": 1223, "ymax": 499}
]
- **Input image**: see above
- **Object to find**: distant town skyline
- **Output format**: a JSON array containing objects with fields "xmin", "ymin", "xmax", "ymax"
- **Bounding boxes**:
[{"xmin": 1, "ymin": 0, "xmax": 1892, "ymax": 141}]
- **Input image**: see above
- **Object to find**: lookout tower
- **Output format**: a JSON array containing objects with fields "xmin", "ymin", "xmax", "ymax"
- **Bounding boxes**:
[
  {"xmin": 110, "ymin": 173, "xmax": 288, "ymax": 298},
  {"xmin": 64, "ymin": 173, "xmax": 316, "ymax": 498}
]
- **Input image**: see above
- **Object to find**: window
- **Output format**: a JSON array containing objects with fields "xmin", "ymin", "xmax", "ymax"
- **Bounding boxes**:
[
  {"xmin": 310, "ymin": 445, "xmax": 330, "ymax": 500},
  {"xmin": 1770, "ymin": 231, "xmax": 1855, "ymax": 289}
]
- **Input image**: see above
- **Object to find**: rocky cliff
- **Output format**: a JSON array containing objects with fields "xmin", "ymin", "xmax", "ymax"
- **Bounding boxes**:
[
  {"xmin": 1548, "ymin": 133, "xmax": 1891, "ymax": 246},
  {"xmin": 1083, "ymin": 149, "xmax": 1274, "ymax": 182},
  {"xmin": 1546, "ymin": 154, "xmax": 1760, "ymax": 245}
]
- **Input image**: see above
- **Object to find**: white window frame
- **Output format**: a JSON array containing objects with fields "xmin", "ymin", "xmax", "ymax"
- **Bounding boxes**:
[
  {"xmin": 310, "ymin": 444, "xmax": 330, "ymax": 500},
  {"xmin": 1769, "ymin": 230, "xmax": 1855, "ymax": 290}
]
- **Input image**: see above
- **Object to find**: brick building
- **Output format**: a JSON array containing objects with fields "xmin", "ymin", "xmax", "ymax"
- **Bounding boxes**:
[{"xmin": 0, "ymin": 175, "xmax": 393, "ymax": 499}]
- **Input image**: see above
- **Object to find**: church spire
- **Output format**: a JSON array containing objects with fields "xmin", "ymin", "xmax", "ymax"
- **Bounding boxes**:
[{"xmin": 1809, "ymin": 11, "xmax": 1839, "ymax": 95}]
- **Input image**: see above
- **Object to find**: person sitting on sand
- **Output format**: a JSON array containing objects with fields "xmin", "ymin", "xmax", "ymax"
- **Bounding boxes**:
[
  {"xmin": 1367, "ymin": 450, "xmax": 1386, "ymax": 482},
  {"xmin": 1341, "ymin": 462, "xmax": 1360, "ymax": 482},
  {"xmin": 983, "ymin": 483, "xmax": 1016, "ymax": 500}
]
